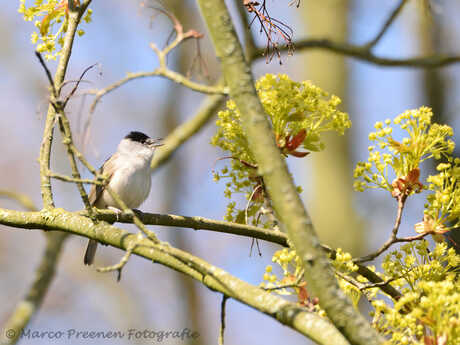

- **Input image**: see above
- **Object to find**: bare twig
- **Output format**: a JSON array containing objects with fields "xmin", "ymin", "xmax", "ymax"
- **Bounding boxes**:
[
  {"xmin": 35, "ymin": 51, "xmax": 57, "ymax": 98},
  {"xmin": 35, "ymin": 55, "xmax": 94, "ymax": 211},
  {"xmin": 364, "ymin": 0, "xmax": 409, "ymax": 49},
  {"xmin": 355, "ymin": 196, "xmax": 406, "ymax": 263},
  {"xmin": 61, "ymin": 63, "xmax": 98, "ymax": 108},
  {"xmin": 47, "ymin": 171, "xmax": 101, "ymax": 185},
  {"xmin": 360, "ymin": 275, "xmax": 403, "ymax": 291},
  {"xmin": 262, "ymin": 276, "xmax": 303, "ymax": 291},
  {"xmin": 97, "ymin": 239, "xmax": 138, "ymax": 282},
  {"xmin": 87, "ymin": 9, "xmax": 227, "ymax": 117},
  {"xmin": 244, "ymin": 0, "xmax": 294, "ymax": 64},
  {"xmin": 218, "ymin": 295, "xmax": 228, "ymax": 345}
]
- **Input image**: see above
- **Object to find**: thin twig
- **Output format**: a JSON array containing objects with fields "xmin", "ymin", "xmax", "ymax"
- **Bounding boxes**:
[
  {"xmin": 35, "ymin": 51, "xmax": 57, "ymax": 98},
  {"xmin": 87, "ymin": 69, "xmax": 227, "ymax": 115},
  {"xmin": 47, "ymin": 171, "xmax": 101, "ymax": 185},
  {"xmin": 86, "ymin": 9, "xmax": 226, "ymax": 117},
  {"xmin": 335, "ymin": 271, "xmax": 362, "ymax": 290},
  {"xmin": 364, "ymin": 0, "xmax": 409, "ymax": 49},
  {"xmin": 62, "ymin": 63, "xmax": 98, "ymax": 107},
  {"xmin": 355, "ymin": 196, "xmax": 406, "ymax": 263},
  {"xmin": 360, "ymin": 275, "xmax": 403, "ymax": 291},
  {"xmin": 262, "ymin": 276, "xmax": 303, "ymax": 291},
  {"xmin": 97, "ymin": 240, "xmax": 138, "ymax": 282},
  {"xmin": 218, "ymin": 295, "xmax": 228, "ymax": 345}
]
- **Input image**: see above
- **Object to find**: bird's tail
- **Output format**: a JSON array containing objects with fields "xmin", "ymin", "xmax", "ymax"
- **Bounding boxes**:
[{"xmin": 84, "ymin": 239, "xmax": 98, "ymax": 265}]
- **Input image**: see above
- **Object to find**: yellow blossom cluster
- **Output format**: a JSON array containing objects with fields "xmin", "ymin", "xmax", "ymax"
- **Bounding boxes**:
[
  {"xmin": 18, "ymin": 0, "xmax": 92, "ymax": 60},
  {"xmin": 353, "ymin": 107, "xmax": 454, "ymax": 194},
  {"xmin": 212, "ymin": 74, "xmax": 350, "ymax": 226}
]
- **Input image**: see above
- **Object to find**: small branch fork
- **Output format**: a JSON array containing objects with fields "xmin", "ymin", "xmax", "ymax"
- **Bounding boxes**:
[
  {"xmin": 355, "ymin": 195, "xmax": 407, "ymax": 263},
  {"xmin": 87, "ymin": 8, "xmax": 227, "ymax": 116},
  {"xmin": 356, "ymin": 168, "xmax": 428, "ymax": 263}
]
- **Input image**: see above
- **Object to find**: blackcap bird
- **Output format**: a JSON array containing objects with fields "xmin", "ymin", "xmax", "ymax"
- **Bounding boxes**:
[{"xmin": 84, "ymin": 131, "xmax": 163, "ymax": 265}]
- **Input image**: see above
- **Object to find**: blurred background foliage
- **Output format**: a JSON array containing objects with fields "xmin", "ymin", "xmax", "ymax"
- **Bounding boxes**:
[{"xmin": 1, "ymin": 0, "xmax": 459, "ymax": 344}]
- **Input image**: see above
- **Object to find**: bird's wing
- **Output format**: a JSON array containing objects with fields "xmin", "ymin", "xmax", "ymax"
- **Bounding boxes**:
[{"xmin": 89, "ymin": 156, "xmax": 116, "ymax": 207}]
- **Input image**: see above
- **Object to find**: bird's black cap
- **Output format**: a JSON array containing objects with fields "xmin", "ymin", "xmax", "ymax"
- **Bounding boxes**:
[{"xmin": 125, "ymin": 131, "xmax": 150, "ymax": 144}]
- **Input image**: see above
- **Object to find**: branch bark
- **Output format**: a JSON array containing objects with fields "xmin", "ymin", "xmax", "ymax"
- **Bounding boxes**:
[
  {"xmin": 0, "ymin": 207, "xmax": 349, "ymax": 345},
  {"xmin": 38, "ymin": 0, "xmax": 92, "ymax": 208},
  {"xmin": 196, "ymin": 1, "xmax": 384, "ymax": 344}
]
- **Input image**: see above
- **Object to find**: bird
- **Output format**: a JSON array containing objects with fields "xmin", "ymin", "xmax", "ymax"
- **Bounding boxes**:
[{"xmin": 83, "ymin": 131, "xmax": 163, "ymax": 265}]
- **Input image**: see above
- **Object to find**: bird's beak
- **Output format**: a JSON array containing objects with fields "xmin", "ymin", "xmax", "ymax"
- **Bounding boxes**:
[{"xmin": 147, "ymin": 138, "xmax": 164, "ymax": 148}]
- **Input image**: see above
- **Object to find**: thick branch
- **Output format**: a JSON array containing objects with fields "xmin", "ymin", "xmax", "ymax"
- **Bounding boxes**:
[
  {"xmin": 196, "ymin": 1, "xmax": 383, "ymax": 344},
  {"xmin": 0, "ymin": 208, "xmax": 348, "ymax": 345},
  {"xmin": 0, "ymin": 205, "xmax": 400, "ymax": 300}
]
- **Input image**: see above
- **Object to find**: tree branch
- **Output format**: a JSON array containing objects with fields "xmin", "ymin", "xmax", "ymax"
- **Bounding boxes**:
[
  {"xmin": 86, "ymin": 209, "xmax": 289, "ymax": 246},
  {"xmin": 355, "ymin": 197, "xmax": 406, "ymax": 263},
  {"xmin": 0, "ymin": 207, "xmax": 349, "ymax": 345},
  {"xmin": 254, "ymin": 38, "xmax": 460, "ymax": 68},
  {"xmin": 196, "ymin": 1, "xmax": 383, "ymax": 344},
  {"xmin": 87, "ymin": 71, "xmax": 227, "ymax": 115},
  {"xmin": 363, "ymin": 0, "xmax": 409, "ymax": 49},
  {"xmin": 38, "ymin": 0, "xmax": 92, "ymax": 209},
  {"xmin": 87, "ymin": 10, "xmax": 228, "ymax": 116},
  {"xmin": 218, "ymin": 295, "xmax": 228, "ymax": 345},
  {"xmin": 3, "ymin": 4, "xmax": 92, "ymax": 344}
]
